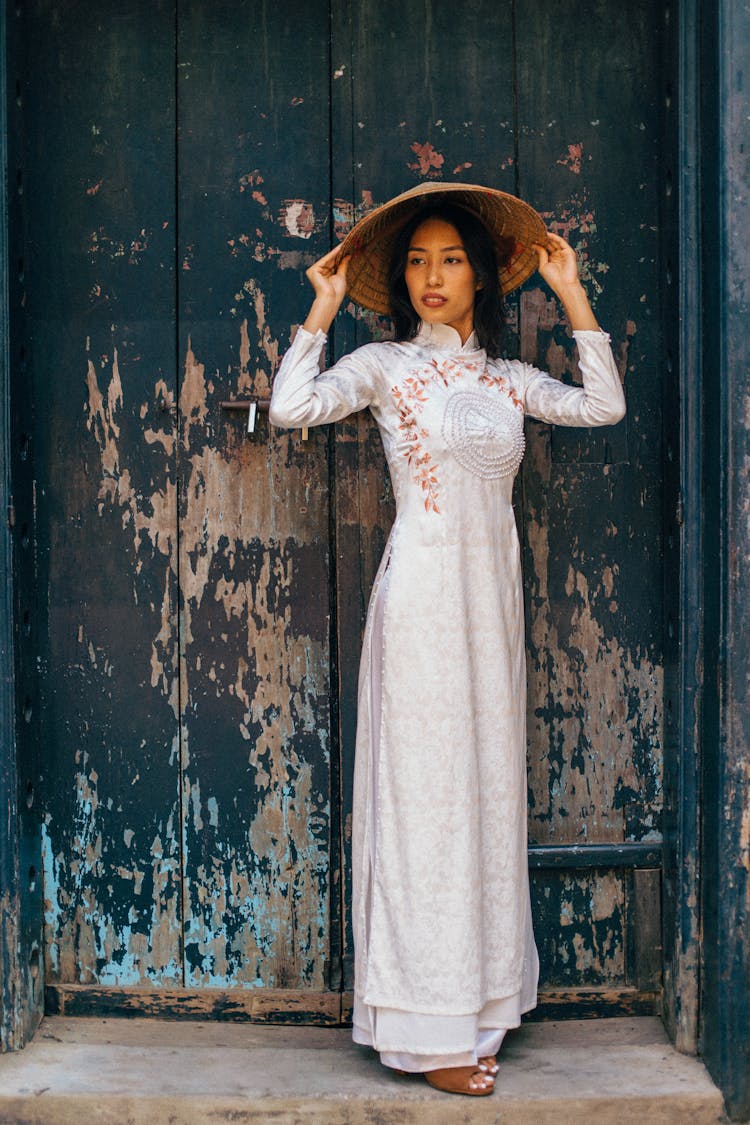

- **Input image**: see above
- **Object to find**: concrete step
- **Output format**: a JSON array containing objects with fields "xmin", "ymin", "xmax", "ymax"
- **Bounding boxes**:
[{"xmin": 0, "ymin": 1014, "xmax": 726, "ymax": 1124}]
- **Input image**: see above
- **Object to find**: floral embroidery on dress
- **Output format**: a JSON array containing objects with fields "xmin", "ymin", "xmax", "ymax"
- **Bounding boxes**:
[
  {"xmin": 392, "ymin": 384, "xmax": 440, "ymax": 512},
  {"xmin": 478, "ymin": 365, "xmax": 525, "ymax": 412},
  {"xmin": 391, "ymin": 356, "xmax": 476, "ymax": 513}
]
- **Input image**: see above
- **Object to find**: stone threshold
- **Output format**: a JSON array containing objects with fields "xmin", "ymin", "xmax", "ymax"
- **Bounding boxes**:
[{"xmin": 0, "ymin": 1015, "xmax": 727, "ymax": 1124}]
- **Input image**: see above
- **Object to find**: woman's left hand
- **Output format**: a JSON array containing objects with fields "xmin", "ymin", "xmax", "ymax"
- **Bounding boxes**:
[
  {"xmin": 532, "ymin": 230, "xmax": 599, "ymax": 331},
  {"xmin": 533, "ymin": 231, "xmax": 581, "ymax": 292}
]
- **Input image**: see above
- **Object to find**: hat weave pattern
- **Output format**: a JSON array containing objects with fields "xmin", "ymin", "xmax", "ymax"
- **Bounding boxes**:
[{"xmin": 335, "ymin": 182, "xmax": 547, "ymax": 316}]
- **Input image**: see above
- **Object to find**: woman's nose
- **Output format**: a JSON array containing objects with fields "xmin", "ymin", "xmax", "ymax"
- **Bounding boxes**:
[{"xmin": 426, "ymin": 263, "xmax": 442, "ymax": 285}]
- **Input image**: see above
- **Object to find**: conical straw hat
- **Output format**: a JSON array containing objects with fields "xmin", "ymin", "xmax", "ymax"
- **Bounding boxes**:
[{"xmin": 335, "ymin": 181, "xmax": 547, "ymax": 315}]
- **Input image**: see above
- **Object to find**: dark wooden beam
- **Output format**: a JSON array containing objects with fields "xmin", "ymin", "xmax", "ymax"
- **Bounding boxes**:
[
  {"xmin": 528, "ymin": 844, "xmax": 662, "ymax": 870},
  {"xmin": 660, "ymin": 0, "xmax": 702, "ymax": 1056},
  {"xmin": 46, "ymin": 985, "xmax": 340, "ymax": 1025},
  {"xmin": 700, "ymin": 0, "xmax": 750, "ymax": 1119},
  {"xmin": 0, "ymin": 0, "xmax": 20, "ymax": 1052},
  {"xmin": 0, "ymin": 0, "xmax": 44, "ymax": 1052}
]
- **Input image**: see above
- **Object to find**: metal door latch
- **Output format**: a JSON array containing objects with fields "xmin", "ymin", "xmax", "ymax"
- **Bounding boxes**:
[{"xmin": 220, "ymin": 399, "xmax": 308, "ymax": 441}]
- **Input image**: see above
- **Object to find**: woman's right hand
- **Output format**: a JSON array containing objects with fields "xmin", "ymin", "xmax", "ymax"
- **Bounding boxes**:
[
  {"xmin": 301, "ymin": 247, "xmax": 350, "ymax": 335},
  {"xmin": 306, "ymin": 246, "xmax": 349, "ymax": 304}
]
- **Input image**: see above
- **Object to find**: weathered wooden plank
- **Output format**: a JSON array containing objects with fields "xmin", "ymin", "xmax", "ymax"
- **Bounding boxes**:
[
  {"xmin": 49, "ymin": 981, "xmax": 659, "ymax": 1025},
  {"xmin": 531, "ymin": 869, "xmax": 626, "ymax": 987},
  {"xmin": 525, "ymin": 987, "xmax": 660, "ymax": 1021},
  {"xmin": 176, "ymin": 0, "xmax": 334, "ymax": 990},
  {"xmin": 45, "ymin": 985, "xmax": 339, "ymax": 1024},
  {"xmin": 528, "ymin": 844, "xmax": 662, "ymax": 869},
  {"xmin": 24, "ymin": 0, "xmax": 182, "ymax": 985},
  {"xmin": 515, "ymin": 0, "xmax": 664, "ymax": 851},
  {"xmin": 524, "ymin": 463, "xmax": 664, "ymax": 844},
  {"xmin": 659, "ymin": 0, "xmax": 700, "ymax": 1055},
  {"xmin": 2, "ymin": 0, "xmax": 45, "ymax": 1050},
  {"xmin": 632, "ymin": 869, "xmax": 662, "ymax": 992},
  {"xmin": 699, "ymin": 0, "xmax": 750, "ymax": 1116}
]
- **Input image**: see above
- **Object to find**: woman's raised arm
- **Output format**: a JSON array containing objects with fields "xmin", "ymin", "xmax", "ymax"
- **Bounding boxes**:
[
  {"xmin": 301, "ymin": 246, "xmax": 350, "ymax": 335},
  {"xmin": 523, "ymin": 232, "xmax": 626, "ymax": 427},
  {"xmin": 269, "ymin": 248, "xmax": 380, "ymax": 430}
]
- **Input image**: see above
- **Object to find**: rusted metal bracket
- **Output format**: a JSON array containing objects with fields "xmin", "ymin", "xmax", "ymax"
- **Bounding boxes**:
[{"xmin": 220, "ymin": 399, "xmax": 309, "ymax": 441}]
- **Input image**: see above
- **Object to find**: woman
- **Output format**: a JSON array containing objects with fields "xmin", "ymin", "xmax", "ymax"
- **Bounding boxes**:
[{"xmin": 269, "ymin": 183, "xmax": 626, "ymax": 1096}]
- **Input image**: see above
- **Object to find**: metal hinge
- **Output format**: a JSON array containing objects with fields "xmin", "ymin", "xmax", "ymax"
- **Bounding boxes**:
[
  {"xmin": 675, "ymin": 491, "xmax": 684, "ymax": 526},
  {"xmin": 7, "ymin": 496, "xmax": 15, "ymax": 528}
]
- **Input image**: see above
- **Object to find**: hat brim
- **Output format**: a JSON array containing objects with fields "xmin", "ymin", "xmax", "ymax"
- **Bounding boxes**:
[{"xmin": 335, "ymin": 182, "xmax": 548, "ymax": 316}]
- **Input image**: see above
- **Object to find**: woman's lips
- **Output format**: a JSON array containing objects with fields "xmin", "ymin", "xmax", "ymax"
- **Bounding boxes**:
[{"xmin": 421, "ymin": 294, "xmax": 447, "ymax": 307}]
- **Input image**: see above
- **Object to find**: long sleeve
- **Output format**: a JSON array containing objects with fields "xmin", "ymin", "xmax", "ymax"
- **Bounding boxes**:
[
  {"xmin": 521, "ymin": 329, "xmax": 626, "ymax": 427},
  {"xmin": 269, "ymin": 327, "xmax": 380, "ymax": 429}
]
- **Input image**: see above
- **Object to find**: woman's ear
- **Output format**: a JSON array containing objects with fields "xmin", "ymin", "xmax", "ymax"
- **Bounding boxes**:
[{"xmin": 475, "ymin": 279, "xmax": 484, "ymax": 290}]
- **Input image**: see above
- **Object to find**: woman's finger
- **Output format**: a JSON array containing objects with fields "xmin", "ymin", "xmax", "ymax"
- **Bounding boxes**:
[
  {"xmin": 333, "ymin": 253, "xmax": 350, "ymax": 278},
  {"xmin": 306, "ymin": 250, "xmax": 338, "ymax": 283},
  {"xmin": 531, "ymin": 242, "xmax": 549, "ymax": 266},
  {"xmin": 544, "ymin": 231, "xmax": 576, "ymax": 257},
  {"xmin": 314, "ymin": 244, "xmax": 342, "ymax": 267},
  {"xmin": 310, "ymin": 248, "xmax": 350, "ymax": 278}
]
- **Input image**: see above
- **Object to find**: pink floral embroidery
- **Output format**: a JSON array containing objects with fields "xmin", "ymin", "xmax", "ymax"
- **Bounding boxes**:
[
  {"xmin": 391, "ymin": 357, "xmax": 472, "ymax": 513},
  {"xmin": 392, "ymin": 385, "xmax": 441, "ymax": 513},
  {"xmin": 479, "ymin": 368, "xmax": 524, "ymax": 411}
]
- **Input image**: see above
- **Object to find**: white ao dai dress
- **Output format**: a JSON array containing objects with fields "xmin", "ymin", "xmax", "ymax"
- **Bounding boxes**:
[{"xmin": 269, "ymin": 319, "xmax": 626, "ymax": 1070}]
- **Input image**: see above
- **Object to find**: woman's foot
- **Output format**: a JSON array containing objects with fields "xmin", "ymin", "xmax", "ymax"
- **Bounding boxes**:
[
  {"xmin": 424, "ymin": 1065, "xmax": 495, "ymax": 1096},
  {"xmin": 478, "ymin": 1054, "xmax": 499, "ymax": 1076}
]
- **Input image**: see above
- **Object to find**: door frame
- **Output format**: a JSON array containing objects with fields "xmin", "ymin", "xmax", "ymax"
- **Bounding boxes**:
[
  {"xmin": 2, "ymin": 0, "xmax": 750, "ymax": 1117},
  {"xmin": 686, "ymin": 0, "xmax": 750, "ymax": 1118},
  {"xmin": 1, "ymin": 0, "xmax": 45, "ymax": 1051},
  {"xmin": 658, "ymin": 0, "xmax": 750, "ymax": 1118}
]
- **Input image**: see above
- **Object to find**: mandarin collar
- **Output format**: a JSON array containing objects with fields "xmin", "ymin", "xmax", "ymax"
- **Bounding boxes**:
[{"xmin": 413, "ymin": 320, "xmax": 481, "ymax": 353}]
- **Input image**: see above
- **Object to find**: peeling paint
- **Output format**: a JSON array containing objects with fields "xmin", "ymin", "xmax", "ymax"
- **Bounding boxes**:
[
  {"xmin": 408, "ymin": 139, "xmax": 445, "ymax": 177},
  {"xmin": 532, "ymin": 870, "xmax": 625, "ymax": 984},
  {"xmin": 520, "ymin": 298, "xmax": 661, "ymax": 848},
  {"xmin": 175, "ymin": 324, "xmax": 331, "ymax": 985},
  {"xmin": 526, "ymin": 514, "xmax": 663, "ymax": 843},
  {"xmin": 556, "ymin": 141, "xmax": 586, "ymax": 174},
  {"xmin": 540, "ymin": 193, "xmax": 610, "ymax": 304},
  {"xmin": 278, "ymin": 199, "xmax": 315, "ymax": 239}
]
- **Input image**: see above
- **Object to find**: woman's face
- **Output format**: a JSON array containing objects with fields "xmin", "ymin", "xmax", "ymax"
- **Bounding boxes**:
[{"xmin": 403, "ymin": 217, "xmax": 481, "ymax": 342}]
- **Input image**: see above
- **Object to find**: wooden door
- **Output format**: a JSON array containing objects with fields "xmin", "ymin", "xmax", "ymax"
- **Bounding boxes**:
[
  {"xmin": 21, "ymin": 0, "xmax": 664, "ymax": 1019},
  {"xmin": 28, "ymin": 0, "xmax": 340, "ymax": 1019}
]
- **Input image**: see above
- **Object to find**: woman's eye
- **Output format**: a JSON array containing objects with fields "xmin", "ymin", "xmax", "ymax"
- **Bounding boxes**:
[{"xmin": 408, "ymin": 256, "xmax": 425, "ymax": 265}]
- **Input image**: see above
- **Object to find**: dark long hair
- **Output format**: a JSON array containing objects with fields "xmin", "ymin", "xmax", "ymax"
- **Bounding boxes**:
[{"xmin": 387, "ymin": 203, "xmax": 507, "ymax": 358}]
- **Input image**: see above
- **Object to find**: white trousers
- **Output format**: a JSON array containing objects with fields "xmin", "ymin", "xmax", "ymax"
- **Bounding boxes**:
[{"xmin": 381, "ymin": 1028, "xmax": 506, "ymax": 1073}]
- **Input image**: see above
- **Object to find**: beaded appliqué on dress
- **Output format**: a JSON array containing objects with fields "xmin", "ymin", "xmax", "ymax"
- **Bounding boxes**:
[{"xmin": 442, "ymin": 390, "xmax": 525, "ymax": 480}]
